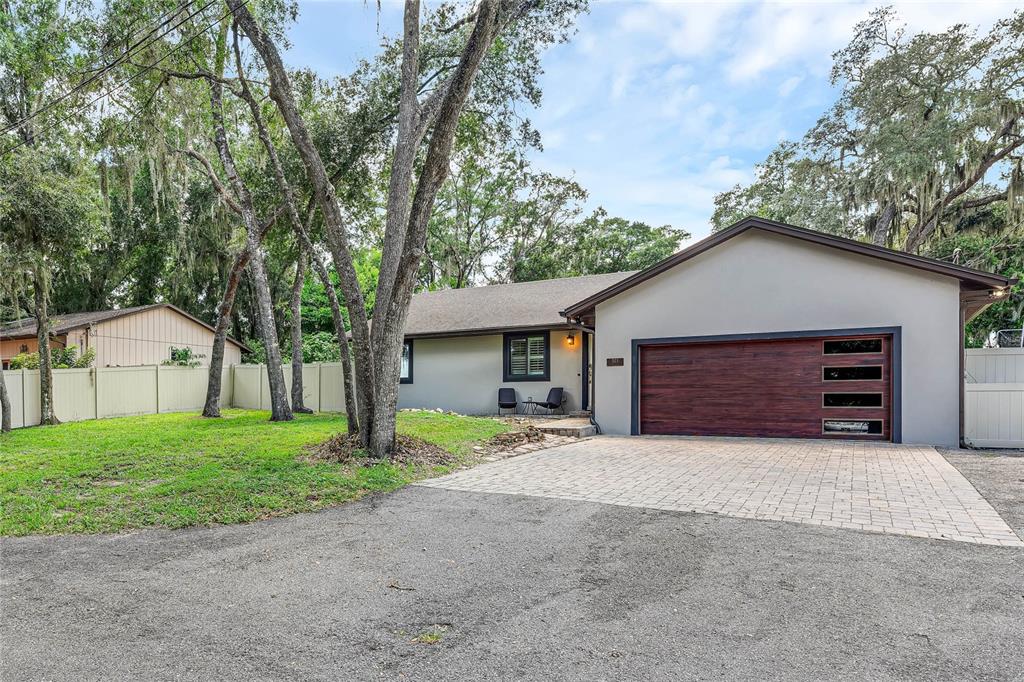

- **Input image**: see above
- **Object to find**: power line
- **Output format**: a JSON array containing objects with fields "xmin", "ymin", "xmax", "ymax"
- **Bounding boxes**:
[
  {"xmin": 1, "ymin": 0, "xmax": 239, "ymax": 158},
  {"xmin": 0, "ymin": 0, "xmax": 211, "ymax": 139},
  {"xmin": 33, "ymin": 1, "xmax": 199, "ymax": 117}
]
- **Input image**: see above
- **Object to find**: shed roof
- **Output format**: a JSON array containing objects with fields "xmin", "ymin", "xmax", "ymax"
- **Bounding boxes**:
[
  {"xmin": 404, "ymin": 272, "xmax": 635, "ymax": 338},
  {"xmin": 0, "ymin": 303, "xmax": 250, "ymax": 352}
]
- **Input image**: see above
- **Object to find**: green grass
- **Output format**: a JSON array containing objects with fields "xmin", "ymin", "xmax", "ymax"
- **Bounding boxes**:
[{"xmin": 0, "ymin": 409, "xmax": 509, "ymax": 537}]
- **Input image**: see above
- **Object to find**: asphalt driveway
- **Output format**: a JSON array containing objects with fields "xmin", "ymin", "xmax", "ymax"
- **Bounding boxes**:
[{"xmin": 2, "ymin": 449, "xmax": 1023, "ymax": 681}]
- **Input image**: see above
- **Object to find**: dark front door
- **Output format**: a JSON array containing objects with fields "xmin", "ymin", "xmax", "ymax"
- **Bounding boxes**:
[{"xmin": 637, "ymin": 334, "xmax": 893, "ymax": 440}]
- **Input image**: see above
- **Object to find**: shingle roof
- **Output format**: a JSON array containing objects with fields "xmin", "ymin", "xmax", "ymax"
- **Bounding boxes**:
[
  {"xmin": 0, "ymin": 303, "xmax": 250, "ymax": 351},
  {"xmin": 404, "ymin": 272, "xmax": 635, "ymax": 337}
]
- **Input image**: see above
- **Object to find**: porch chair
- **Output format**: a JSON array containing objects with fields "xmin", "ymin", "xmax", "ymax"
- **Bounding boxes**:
[
  {"xmin": 497, "ymin": 388, "xmax": 518, "ymax": 415},
  {"xmin": 525, "ymin": 387, "xmax": 565, "ymax": 415}
]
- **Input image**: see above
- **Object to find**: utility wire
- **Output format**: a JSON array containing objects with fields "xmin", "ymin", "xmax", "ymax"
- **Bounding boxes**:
[
  {"xmin": 0, "ymin": 0, "xmax": 240, "ymax": 157},
  {"xmin": 37, "ymin": 0, "xmax": 197, "ymax": 110},
  {"xmin": 0, "ymin": 0, "xmax": 210, "ymax": 138}
]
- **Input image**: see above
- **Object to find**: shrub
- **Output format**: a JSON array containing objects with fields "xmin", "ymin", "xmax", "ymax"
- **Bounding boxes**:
[
  {"xmin": 8, "ymin": 347, "xmax": 94, "ymax": 369},
  {"xmin": 162, "ymin": 346, "xmax": 202, "ymax": 368}
]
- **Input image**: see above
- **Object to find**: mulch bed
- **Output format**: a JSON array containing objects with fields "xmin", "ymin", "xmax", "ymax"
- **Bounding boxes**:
[{"xmin": 305, "ymin": 433, "xmax": 456, "ymax": 467}]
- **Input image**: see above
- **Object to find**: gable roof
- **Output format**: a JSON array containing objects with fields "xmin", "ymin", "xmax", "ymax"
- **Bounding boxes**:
[
  {"xmin": 562, "ymin": 216, "xmax": 1016, "ymax": 320},
  {"xmin": 0, "ymin": 303, "xmax": 251, "ymax": 352},
  {"xmin": 404, "ymin": 271, "xmax": 636, "ymax": 338}
]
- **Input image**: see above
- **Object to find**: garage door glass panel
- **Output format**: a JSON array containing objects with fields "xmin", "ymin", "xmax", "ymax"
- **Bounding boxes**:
[
  {"xmin": 823, "ymin": 419, "xmax": 883, "ymax": 435},
  {"xmin": 823, "ymin": 393, "xmax": 883, "ymax": 408},
  {"xmin": 823, "ymin": 338, "xmax": 883, "ymax": 354},
  {"xmin": 823, "ymin": 365, "xmax": 883, "ymax": 381}
]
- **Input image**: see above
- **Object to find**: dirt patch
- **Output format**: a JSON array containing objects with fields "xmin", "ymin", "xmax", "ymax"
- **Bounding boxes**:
[{"xmin": 304, "ymin": 433, "xmax": 456, "ymax": 467}]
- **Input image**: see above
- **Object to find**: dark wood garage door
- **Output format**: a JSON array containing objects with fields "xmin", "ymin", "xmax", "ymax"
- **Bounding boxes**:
[{"xmin": 638, "ymin": 334, "xmax": 893, "ymax": 440}]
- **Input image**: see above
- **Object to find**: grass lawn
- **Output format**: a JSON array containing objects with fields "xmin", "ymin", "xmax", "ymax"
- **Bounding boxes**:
[{"xmin": 0, "ymin": 409, "xmax": 510, "ymax": 537}]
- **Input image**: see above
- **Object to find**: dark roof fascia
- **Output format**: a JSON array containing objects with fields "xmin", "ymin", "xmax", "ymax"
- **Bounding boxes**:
[
  {"xmin": 0, "ymin": 303, "xmax": 252, "ymax": 353},
  {"xmin": 562, "ymin": 216, "xmax": 1016, "ymax": 318},
  {"xmin": 404, "ymin": 323, "xmax": 574, "ymax": 341}
]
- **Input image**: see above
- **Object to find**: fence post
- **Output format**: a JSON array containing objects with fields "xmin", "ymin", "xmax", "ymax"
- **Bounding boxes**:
[
  {"xmin": 93, "ymin": 366, "xmax": 100, "ymax": 419},
  {"xmin": 21, "ymin": 367, "xmax": 27, "ymax": 428},
  {"xmin": 155, "ymin": 364, "xmax": 160, "ymax": 414},
  {"xmin": 317, "ymin": 363, "xmax": 323, "ymax": 413}
]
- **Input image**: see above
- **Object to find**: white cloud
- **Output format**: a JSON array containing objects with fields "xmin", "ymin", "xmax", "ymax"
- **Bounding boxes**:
[
  {"xmin": 778, "ymin": 75, "xmax": 803, "ymax": 97},
  {"xmin": 525, "ymin": 0, "xmax": 1024, "ymax": 237}
]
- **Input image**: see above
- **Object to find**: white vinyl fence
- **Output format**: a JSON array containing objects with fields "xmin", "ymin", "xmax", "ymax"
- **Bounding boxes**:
[
  {"xmin": 965, "ymin": 348, "xmax": 1024, "ymax": 448},
  {"xmin": 1, "ymin": 363, "xmax": 349, "ymax": 430},
  {"xmin": 229, "ymin": 363, "xmax": 348, "ymax": 413},
  {"xmin": 4, "ymin": 354, "xmax": 1022, "ymax": 448}
]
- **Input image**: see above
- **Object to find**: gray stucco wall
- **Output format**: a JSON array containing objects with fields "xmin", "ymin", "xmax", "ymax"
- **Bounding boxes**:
[
  {"xmin": 398, "ymin": 331, "xmax": 584, "ymax": 415},
  {"xmin": 593, "ymin": 230, "xmax": 962, "ymax": 446}
]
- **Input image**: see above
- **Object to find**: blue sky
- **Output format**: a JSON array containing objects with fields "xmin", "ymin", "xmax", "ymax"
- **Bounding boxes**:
[{"xmin": 285, "ymin": 0, "xmax": 1023, "ymax": 241}]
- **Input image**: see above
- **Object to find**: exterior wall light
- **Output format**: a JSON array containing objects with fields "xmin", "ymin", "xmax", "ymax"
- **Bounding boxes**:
[{"xmin": 567, "ymin": 333, "xmax": 576, "ymax": 346}]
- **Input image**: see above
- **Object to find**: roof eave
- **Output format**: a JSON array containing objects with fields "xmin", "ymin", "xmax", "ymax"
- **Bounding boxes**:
[
  {"xmin": 562, "ymin": 216, "xmax": 1016, "ymax": 318},
  {"xmin": 404, "ymin": 322, "xmax": 575, "ymax": 340}
]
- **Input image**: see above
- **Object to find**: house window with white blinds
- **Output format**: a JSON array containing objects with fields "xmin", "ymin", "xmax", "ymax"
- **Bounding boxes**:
[{"xmin": 504, "ymin": 333, "xmax": 549, "ymax": 381}]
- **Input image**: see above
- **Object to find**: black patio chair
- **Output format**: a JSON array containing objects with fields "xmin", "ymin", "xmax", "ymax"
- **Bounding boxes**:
[
  {"xmin": 525, "ymin": 387, "xmax": 565, "ymax": 415},
  {"xmin": 497, "ymin": 388, "xmax": 518, "ymax": 415}
]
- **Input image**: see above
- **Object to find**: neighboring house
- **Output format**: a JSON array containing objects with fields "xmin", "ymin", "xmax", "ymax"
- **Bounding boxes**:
[
  {"xmin": 401, "ymin": 217, "xmax": 1015, "ymax": 447},
  {"xmin": 0, "ymin": 304, "xmax": 249, "ymax": 369}
]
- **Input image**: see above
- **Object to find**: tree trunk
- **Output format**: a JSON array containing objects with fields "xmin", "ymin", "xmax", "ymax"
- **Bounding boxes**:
[
  {"xmin": 0, "ymin": 364, "xmax": 11, "ymax": 433},
  {"xmin": 33, "ymin": 267, "xmax": 58, "ymax": 426},
  {"xmin": 367, "ymin": 0, "xmax": 502, "ymax": 459},
  {"xmin": 233, "ymin": 0, "xmax": 507, "ymax": 457},
  {"xmin": 289, "ymin": 247, "xmax": 313, "ymax": 413},
  {"xmin": 232, "ymin": 0, "xmax": 375, "ymax": 442},
  {"xmin": 203, "ymin": 249, "xmax": 248, "ymax": 417},
  {"xmin": 207, "ymin": 72, "xmax": 292, "ymax": 422},
  {"xmin": 870, "ymin": 203, "xmax": 896, "ymax": 247}
]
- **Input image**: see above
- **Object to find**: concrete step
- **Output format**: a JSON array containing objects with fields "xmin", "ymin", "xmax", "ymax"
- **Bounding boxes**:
[{"xmin": 533, "ymin": 417, "xmax": 597, "ymax": 438}]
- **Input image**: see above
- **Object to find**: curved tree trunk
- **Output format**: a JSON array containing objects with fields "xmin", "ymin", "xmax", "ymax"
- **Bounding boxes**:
[
  {"xmin": 0, "ymin": 365, "xmax": 11, "ymax": 433},
  {"xmin": 870, "ymin": 203, "xmax": 896, "ymax": 247},
  {"xmin": 203, "ymin": 249, "xmax": 248, "ymax": 417},
  {"xmin": 289, "ymin": 248, "xmax": 313, "ymax": 413},
  {"xmin": 315, "ymin": 258, "xmax": 359, "ymax": 433},
  {"xmin": 33, "ymin": 267, "xmax": 58, "ymax": 426},
  {"xmin": 207, "ymin": 71, "xmax": 292, "ymax": 423},
  {"xmin": 231, "ymin": 0, "xmax": 375, "ymax": 442}
]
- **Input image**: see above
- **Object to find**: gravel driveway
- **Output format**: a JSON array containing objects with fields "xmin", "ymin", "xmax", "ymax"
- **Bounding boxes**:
[{"xmin": 2, "ymin": 450, "xmax": 1022, "ymax": 681}]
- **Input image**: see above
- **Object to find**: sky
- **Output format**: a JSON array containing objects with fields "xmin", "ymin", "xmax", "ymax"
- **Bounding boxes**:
[{"xmin": 285, "ymin": 0, "xmax": 1024, "ymax": 241}]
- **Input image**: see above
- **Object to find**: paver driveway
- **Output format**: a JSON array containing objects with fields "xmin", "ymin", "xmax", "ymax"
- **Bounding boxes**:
[{"xmin": 417, "ymin": 436, "xmax": 1023, "ymax": 547}]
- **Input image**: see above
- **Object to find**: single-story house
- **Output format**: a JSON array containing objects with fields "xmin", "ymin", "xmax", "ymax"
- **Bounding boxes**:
[
  {"xmin": 0, "ymin": 304, "xmax": 249, "ymax": 369},
  {"xmin": 399, "ymin": 217, "xmax": 1015, "ymax": 447}
]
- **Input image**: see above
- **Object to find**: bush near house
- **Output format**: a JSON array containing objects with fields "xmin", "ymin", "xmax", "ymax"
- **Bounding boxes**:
[
  {"xmin": 0, "ymin": 409, "xmax": 509, "ymax": 536},
  {"xmin": 8, "ymin": 347, "xmax": 95, "ymax": 369}
]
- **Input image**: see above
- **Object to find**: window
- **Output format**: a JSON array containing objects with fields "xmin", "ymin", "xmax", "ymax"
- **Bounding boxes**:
[
  {"xmin": 823, "ymin": 365, "xmax": 883, "ymax": 381},
  {"xmin": 823, "ymin": 419, "xmax": 883, "ymax": 435},
  {"xmin": 503, "ymin": 332, "xmax": 550, "ymax": 382},
  {"xmin": 823, "ymin": 338, "xmax": 882, "ymax": 355},
  {"xmin": 400, "ymin": 340, "xmax": 413, "ymax": 384},
  {"xmin": 823, "ymin": 393, "xmax": 883, "ymax": 408}
]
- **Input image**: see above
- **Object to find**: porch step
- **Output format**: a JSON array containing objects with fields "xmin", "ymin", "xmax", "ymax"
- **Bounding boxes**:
[{"xmin": 534, "ymin": 418, "xmax": 597, "ymax": 438}]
